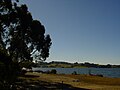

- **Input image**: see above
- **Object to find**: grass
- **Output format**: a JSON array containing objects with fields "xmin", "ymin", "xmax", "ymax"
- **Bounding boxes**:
[
  {"xmin": 18, "ymin": 73, "xmax": 88, "ymax": 90},
  {"xmin": 17, "ymin": 72, "xmax": 120, "ymax": 90},
  {"xmin": 48, "ymin": 63, "xmax": 72, "ymax": 68},
  {"xmin": 66, "ymin": 74, "xmax": 120, "ymax": 85},
  {"xmin": 48, "ymin": 63, "xmax": 87, "ymax": 68}
]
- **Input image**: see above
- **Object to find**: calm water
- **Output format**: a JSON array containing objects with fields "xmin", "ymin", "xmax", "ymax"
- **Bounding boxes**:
[{"xmin": 32, "ymin": 67, "xmax": 120, "ymax": 78}]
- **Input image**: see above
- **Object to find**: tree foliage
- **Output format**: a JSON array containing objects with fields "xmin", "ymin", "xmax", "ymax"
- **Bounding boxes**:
[
  {"xmin": 0, "ymin": 0, "xmax": 52, "ymax": 62},
  {"xmin": 0, "ymin": 0, "xmax": 52, "ymax": 88}
]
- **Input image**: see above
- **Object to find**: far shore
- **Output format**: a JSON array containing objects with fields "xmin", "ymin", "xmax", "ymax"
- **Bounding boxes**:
[
  {"xmin": 34, "ymin": 61, "xmax": 120, "ymax": 68},
  {"xmin": 18, "ymin": 72, "xmax": 120, "ymax": 90}
]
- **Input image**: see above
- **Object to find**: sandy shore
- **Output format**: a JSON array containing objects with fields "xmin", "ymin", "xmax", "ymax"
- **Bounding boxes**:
[{"xmin": 19, "ymin": 72, "xmax": 120, "ymax": 90}]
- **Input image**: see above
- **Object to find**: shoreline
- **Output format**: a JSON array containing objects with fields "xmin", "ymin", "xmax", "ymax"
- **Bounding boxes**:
[{"xmin": 32, "ymin": 67, "xmax": 120, "ymax": 78}]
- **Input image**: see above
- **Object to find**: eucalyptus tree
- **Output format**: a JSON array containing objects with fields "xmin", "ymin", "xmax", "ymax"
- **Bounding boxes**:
[
  {"xmin": 0, "ymin": 0, "xmax": 52, "ymax": 63},
  {"xmin": 0, "ymin": 0, "xmax": 51, "ymax": 88}
]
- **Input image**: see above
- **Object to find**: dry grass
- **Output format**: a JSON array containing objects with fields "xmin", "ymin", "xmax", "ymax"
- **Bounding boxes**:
[
  {"xmin": 66, "ymin": 74, "xmax": 120, "ymax": 85},
  {"xmin": 48, "ymin": 63, "xmax": 72, "ymax": 68},
  {"xmin": 19, "ymin": 72, "xmax": 120, "ymax": 90}
]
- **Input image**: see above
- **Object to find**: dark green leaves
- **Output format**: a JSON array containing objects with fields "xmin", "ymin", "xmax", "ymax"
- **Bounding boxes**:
[
  {"xmin": 0, "ymin": 0, "xmax": 52, "ymax": 88},
  {"xmin": 0, "ymin": 0, "xmax": 52, "ymax": 62}
]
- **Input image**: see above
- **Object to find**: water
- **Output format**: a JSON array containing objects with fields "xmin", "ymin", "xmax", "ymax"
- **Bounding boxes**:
[{"xmin": 32, "ymin": 67, "xmax": 120, "ymax": 78}]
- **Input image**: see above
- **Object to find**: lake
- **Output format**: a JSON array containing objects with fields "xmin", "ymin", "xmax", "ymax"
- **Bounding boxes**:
[{"xmin": 32, "ymin": 67, "xmax": 120, "ymax": 78}]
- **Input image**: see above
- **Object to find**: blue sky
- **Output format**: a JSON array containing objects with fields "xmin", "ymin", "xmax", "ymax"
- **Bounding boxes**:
[{"xmin": 19, "ymin": 0, "xmax": 120, "ymax": 64}]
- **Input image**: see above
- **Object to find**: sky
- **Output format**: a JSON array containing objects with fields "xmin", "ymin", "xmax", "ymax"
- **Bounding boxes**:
[{"xmin": 19, "ymin": 0, "xmax": 120, "ymax": 65}]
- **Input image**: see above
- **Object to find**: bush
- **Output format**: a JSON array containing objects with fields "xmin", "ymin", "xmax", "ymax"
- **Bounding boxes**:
[{"xmin": 50, "ymin": 69, "xmax": 57, "ymax": 74}]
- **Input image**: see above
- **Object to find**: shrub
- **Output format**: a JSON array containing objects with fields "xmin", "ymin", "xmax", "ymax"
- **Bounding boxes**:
[{"xmin": 50, "ymin": 69, "xmax": 57, "ymax": 74}]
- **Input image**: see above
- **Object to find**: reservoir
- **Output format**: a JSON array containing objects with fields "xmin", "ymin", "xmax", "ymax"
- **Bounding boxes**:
[{"xmin": 32, "ymin": 67, "xmax": 120, "ymax": 78}]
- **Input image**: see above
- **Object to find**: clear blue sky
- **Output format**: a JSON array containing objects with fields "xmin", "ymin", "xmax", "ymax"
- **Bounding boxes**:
[{"xmin": 19, "ymin": 0, "xmax": 120, "ymax": 64}]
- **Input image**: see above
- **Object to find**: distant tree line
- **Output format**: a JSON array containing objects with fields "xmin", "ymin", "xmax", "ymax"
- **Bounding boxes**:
[
  {"xmin": 80, "ymin": 62, "xmax": 119, "ymax": 68},
  {"xmin": 33, "ymin": 61, "xmax": 120, "ymax": 68}
]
